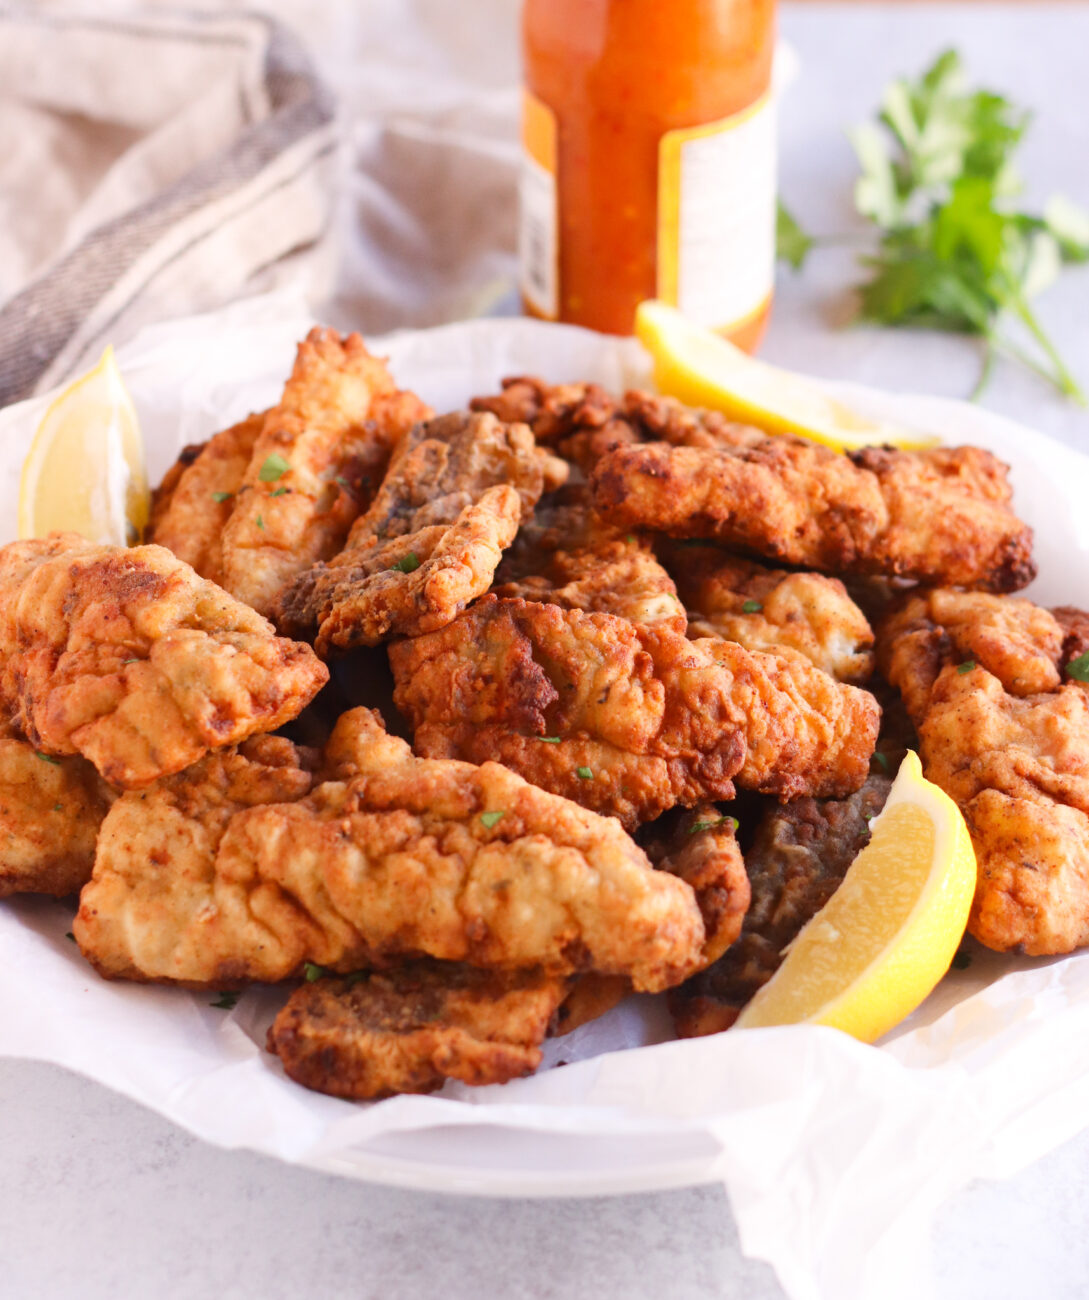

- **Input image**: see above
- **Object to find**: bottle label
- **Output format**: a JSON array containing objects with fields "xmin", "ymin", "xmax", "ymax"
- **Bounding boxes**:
[
  {"xmin": 658, "ymin": 93, "xmax": 777, "ymax": 332},
  {"xmin": 519, "ymin": 89, "xmax": 559, "ymax": 320}
]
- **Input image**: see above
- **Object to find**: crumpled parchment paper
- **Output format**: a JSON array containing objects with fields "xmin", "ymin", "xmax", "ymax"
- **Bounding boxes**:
[{"xmin": 2, "ymin": 290, "xmax": 1089, "ymax": 1300}]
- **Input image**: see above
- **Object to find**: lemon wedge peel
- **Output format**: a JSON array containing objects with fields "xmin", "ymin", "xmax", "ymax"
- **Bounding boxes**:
[
  {"xmin": 18, "ymin": 346, "xmax": 148, "ymax": 547},
  {"xmin": 735, "ymin": 751, "xmax": 976, "ymax": 1043},
  {"xmin": 635, "ymin": 299, "xmax": 939, "ymax": 453}
]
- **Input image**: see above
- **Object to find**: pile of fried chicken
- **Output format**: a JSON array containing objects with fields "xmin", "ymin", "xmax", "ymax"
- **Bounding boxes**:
[{"xmin": 4, "ymin": 327, "xmax": 1084, "ymax": 1101}]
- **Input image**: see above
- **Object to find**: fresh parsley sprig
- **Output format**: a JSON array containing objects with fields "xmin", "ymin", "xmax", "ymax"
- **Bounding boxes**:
[{"xmin": 778, "ymin": 51, "xmax": 1089, "ymax": 403}]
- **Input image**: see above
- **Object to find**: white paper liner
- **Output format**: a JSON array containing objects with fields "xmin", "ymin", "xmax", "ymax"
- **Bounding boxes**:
[{"xmin": 3, "ymin": 290, "xmax": 1089, "ymax": 1300}]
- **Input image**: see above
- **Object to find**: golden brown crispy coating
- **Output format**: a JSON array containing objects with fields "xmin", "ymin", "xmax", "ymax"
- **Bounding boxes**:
[
  {"xmin": 75, "ymin": 708, "xmax": 706, "ymax": 991},
  {"xmin": 275, "ymin": 411, "xmax": 558, "ymax": 652},
  {"xmin": 495, "ymin": 481, "xmax": 627, "ymax": 586},
  {"xmin": 267, "ymin": 964, "xmax": 569, "ymax": 1099},
  {"xmin": 659, "ymin": 543, "xmax": 875, "ymax": 683},
  {"xmin": 146, "ymin": 413, "xmax": 265, "ymax": 584},
  {"xmin": 879, "ymin": 589, "xmax": 1063, "ymax": 720},
  {"xmin": 284, "ymin": 487, "xmax": 521, "ymax": 654},
  {"xmin": 643, "ymin": 805, "xmax": 750, "ymax": 966},
  {"xmin": 554, "ymin": 805, "xmax": 751, "ymax": 1033},
  {"xmin": 390, "ymin": 597, "xmax": 879, "ymax": 828},
  {"xmin": 878, "ymin": 590, "xmax": 1089, "ymax": 954},
  {"xmin": 670, "ymin": 777, "xmax": 892, "ymax": 1037},
  {"xmin": 480, "ymin": 381, "xmax": 1030, "ymax": 599},
  {"xmin": 497, "ymin": 538, "xmax": 685, "ymax": 633},
  {"xmin": 0, "ymin": 534, "xmax": 327, "ymax": 789},
  {"xmin": 218, "ymin": 328, "xmax": 431, "ymax": 615},
  {"xmin": 471, "ymin": 380, "xmax": 761, "ymax": 474},
  {"xmin": 591, "ymin": 438, "xmax": 1035, "ymax": 593},
  {"xmin": 0, "ymin": 733, "xmax": 115, "ymax": 898}
]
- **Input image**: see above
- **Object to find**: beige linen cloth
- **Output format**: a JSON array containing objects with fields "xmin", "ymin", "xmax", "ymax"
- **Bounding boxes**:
[
  {"xmin": 0, "ymin": 6, "xmax": 338, "ymax": 405},
  {"xmin": 0, "ymin": 1, "xmax": 527, "ymax": 406}
]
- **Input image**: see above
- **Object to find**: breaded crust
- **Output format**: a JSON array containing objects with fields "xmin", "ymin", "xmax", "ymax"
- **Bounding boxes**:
[
  {"xmin": 878, "ymin": 590, "xmax": 1089, "ymax": 954},
  {"xmin": 219, "ymin": 329, "xmax": 430, "ymax": 616},
  {"xmin": 590, "ymin": 439, "xmax": 1035, "ymax": 593},
  {"xmin": 268, "ymin": 964, "xmax": 569, "ymax": 1099},
  {"xmin": 659, "ymin": 542, "xmax": 875, "ymax": 683},
  {"xmin": 75, "ymin": 709, "xmax": 707, "ymax": 992},
  {"xmin": 0, "ymin": 736, "xmax": 115, "ymax": 898},
  {"xmin": 275, "ymin": 411, "xmax": 558, "ymax": 650},
  {"xmin": 0, "ymin": 534, "xmax": 327, "ymax": 789},
  {"xmin": 391, "ymin": 597, "xmax": 880, "ymax": 827}
]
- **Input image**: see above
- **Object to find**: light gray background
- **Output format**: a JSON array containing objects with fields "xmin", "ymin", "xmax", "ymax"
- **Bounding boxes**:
[{"xmin": 4, "ymin": 5, "xmax": 1089, "ymax": 1298}]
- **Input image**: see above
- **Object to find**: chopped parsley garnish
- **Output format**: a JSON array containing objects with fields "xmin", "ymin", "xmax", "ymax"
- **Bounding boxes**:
[
  {"xmin": 122, "ymin": 658, "xmax": 140, "ymax": 665},
  {"xmin": 210, "ymin": 992, "xmax": 240, "ymax": 1010},
  {"xmin": 391, "ymin": 552, "xmax": 421, "ymax": 574},
  {"xmin": 211, "ymin": 491, "xmax": 233, "ymax": 504},
  {"xmin": 951, "ymin": 949, "xmax": 972, "ymax": 971},
  {"xmin": 689, "ymin": 815, "xmax": 739, "ymax": 835},
  {"xmin": 65, "ymin": 931, "xmax": 75, "ymax": 943},
  {"xmin": 538, "ymin": 736, "xmax": 562, "ymax": 744},
  {"xmin": 53, "ymin": 803, "xmax": 63, "ymax": 813},
  {"xmin": 35, "ymin": 752, "xmax": 61, "ymax": 766},
  {"xmin": 480, "ymin": 810, "xmax": 505, "ymax": 829},
  {"xmin": 956, "ymin": 660, "xmax": 976, "ymax": 674},
  {"xmin": 255, "ymin": 515, "xmax": 265, "ymax": 531},
  {"xmin": 258, "ymin": 453, "xmax": 290, "ymax": 482},
  {"xmin": 270, "ymin": 487, "xmax": 289, "ymax": 497},
  {"xmin": 1066, "ymin": 651, "xmax": 1089, "ymax": 682},
  {"xmin": 576, "ymin": 766, "xmax": 593, "ymax": 780},
  {"xmin": 871, "ymin": 751, "xmax": 891, "ymax": 772},
  {"xmin": 741, "ymin": 599, "xmax": 763, "ymax": 614},
  {"xmin": 625, "ymin": 535, "xmax": 636, "ymax": 545},
  {"xmin": 303, "ymin": 962, "xmax": 327, "ymax": 982}
]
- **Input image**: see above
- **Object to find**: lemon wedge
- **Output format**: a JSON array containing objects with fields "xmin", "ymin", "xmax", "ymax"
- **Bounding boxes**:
[
  {"xmin": 18, "ymin": 347, "xmax": 148, "ymax": 546},
  {"xmin": 635, "ymin": 299, "xmax": 938, "ymax": 452},
  {"xmin": 735, "ymin": 751, "xmax": 976, "ymax": 1042}
]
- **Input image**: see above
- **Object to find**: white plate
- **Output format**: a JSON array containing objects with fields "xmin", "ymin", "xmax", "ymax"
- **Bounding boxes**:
[{"xmin": 5, "ymin": 296, "xmax": 1089, "ymax": 1298}]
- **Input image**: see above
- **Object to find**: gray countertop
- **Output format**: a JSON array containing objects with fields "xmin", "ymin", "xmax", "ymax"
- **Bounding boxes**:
[{"xmin": 4, "ymin": 5, "xmax": 1089, "ymax": 1299}]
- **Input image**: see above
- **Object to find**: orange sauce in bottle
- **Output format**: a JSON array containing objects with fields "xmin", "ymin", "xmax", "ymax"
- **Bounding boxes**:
[{"xmin": 520, "ymin": 0, "xmax": 777, "ymax": 349}]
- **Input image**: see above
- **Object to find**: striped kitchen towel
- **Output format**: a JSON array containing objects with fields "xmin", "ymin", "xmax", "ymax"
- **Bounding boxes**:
[{"xmin": 0, "ymin": 6, "xmax": 337, "ymax": 406}]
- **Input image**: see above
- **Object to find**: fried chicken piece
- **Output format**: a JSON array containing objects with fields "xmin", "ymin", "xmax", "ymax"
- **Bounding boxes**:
[
  {"xmin": 267, "ymin": 963, "xmax": 569, "ymax": 1099},
  {"xmin": 644, "ymin": 805, "xmax": 750, "ymax": 965},
  {"xmin": 670, "ymin": 777, "xmax": 892, "ymax": 1036},
  {"xmin": 275, "ymin": 411, "xmax": 560, "ymax": 652},
  {"xmin": 146, "ymin": 413, "xmax": 265, "ymax": 584},
  {"xmin": 497, "ymin": 538, "xmax": 686, "ymax": 633},
  {"xmin": 0, "ymin": 725, "xmax": 115, "ymax": 898},
  {"xmin": 471, "ymin": 379, "xmax": 762, "ymax": 474},
  {"xmin": 286, "ymin": 487, "xmax": 521, "ymax": 654},
  {"xmin": 390, "ymin": 597, "xmax": 879, "ymax": 828},
  {"xmin": 471, "ymin": 377, "xmax": 639, "ymax": 475},
  {"xmin": 0, "ymin": 534, "xmax": 327, "ymax": 789},
  {"xmin": 658, "ymin": 543, "xmax": 875, "ymax": 683},
  {"xmin": 478, "ymin": 381, "xmax": 1034, "ymax": 592},
  {"xmin": 878, "ymin": 589, "xmax": 1089, "ymax": 954},
  {"xmin": 879, "ymin": 589, "xmax": 1064, "ymax": 721},
  {"xmin": 216, "ymin": 328, "xmax": 431, "ymax": 615},
  {"xmin": 591, "ymin": 438, "xmax": 1035, "ymax": 593},
  {"xmin": 75, "ymin": 708, "xmax": 706, "ymax": 991},
  {"xmin": 495, "ymin": 480, "xmax": 627, "ymax": 586},
  {"xmin": 553, "ymin": 804, "xmax": 751, "ymax": 1034}
]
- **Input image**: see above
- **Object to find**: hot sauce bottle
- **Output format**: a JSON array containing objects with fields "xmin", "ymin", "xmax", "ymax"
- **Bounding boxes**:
[{"xmin": 520, "ymin": 0, "xmax": 777, "ymax": 350}]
